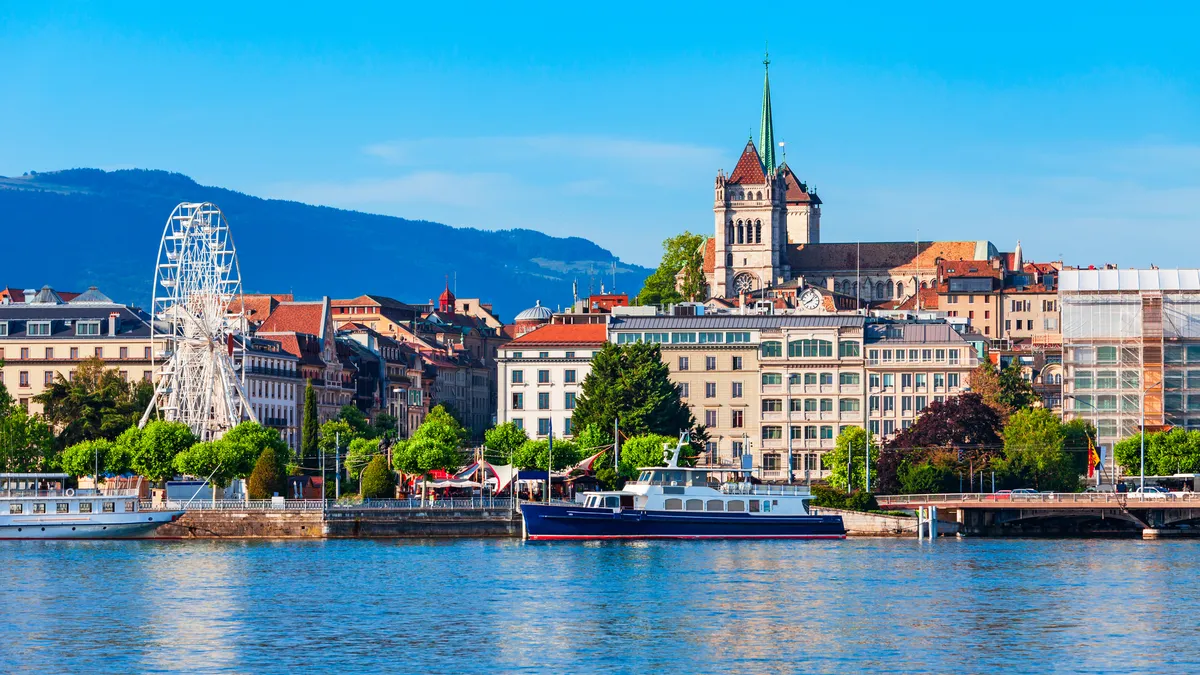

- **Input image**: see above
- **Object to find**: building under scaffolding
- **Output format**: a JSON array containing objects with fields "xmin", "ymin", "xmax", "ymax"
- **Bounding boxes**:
[{"xmin": 1061, "ymin": 269, "xmax": 1200, "ymax": 465}]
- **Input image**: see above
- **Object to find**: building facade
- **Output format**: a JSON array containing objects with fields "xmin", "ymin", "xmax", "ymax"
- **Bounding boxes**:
[
  {"xmin": 236, "ymin": 336, "xmax": 302, "ymax": 454},
  {"xmin": 495, "ymin": 323, "xmax": 607, "ymax": 439}
]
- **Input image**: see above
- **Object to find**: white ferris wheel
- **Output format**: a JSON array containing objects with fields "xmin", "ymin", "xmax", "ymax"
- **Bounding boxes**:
[{"xmin": 139, "ymin": 202, "xmax": 255, "ymax": 440}]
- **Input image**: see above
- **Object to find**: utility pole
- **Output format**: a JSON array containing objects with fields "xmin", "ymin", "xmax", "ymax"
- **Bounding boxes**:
[
  {"xmin": 335, "ymin": 431, "xmax": 341, "ymax": 500},
  {"xmin": 614, "ymin": 417, "xmax": 620, "ymax": 470},
  {"xmin": 546, "ymin": 424, "xmax": 553, "ymax": 505},
  {"xmin": 864, "ymin": 435, "xmax": 871, "ymax": 493}
]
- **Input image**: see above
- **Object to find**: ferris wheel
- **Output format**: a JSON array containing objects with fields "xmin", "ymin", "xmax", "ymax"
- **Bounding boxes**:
[{"xmin": 139, "ymin": 202, "xmax": 255, "ymax": 440}]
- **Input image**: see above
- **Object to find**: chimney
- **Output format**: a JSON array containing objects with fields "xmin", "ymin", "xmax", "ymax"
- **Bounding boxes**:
[{"xmin": 108, "ymin": 312, "xmax": 120, "ymax": 336}]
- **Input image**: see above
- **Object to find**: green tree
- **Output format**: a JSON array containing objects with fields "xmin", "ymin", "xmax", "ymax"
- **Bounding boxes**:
[
  {"xmin": 971, "ymin": 361, "xmax": 1038, "ymax": 420},
  {"xmin": 60, "ymin": 439, "xmax": 124, "ymax": 478},
  {"xmin": 391, "ymin": 405, "xmax": 468, "ymax": 476},
  {"xmin": 337, "ymin": 405, "xmax": 373, "ymax": 438},
  {"xmin": 173, "ymin": 437, "xmax": 261, "ymax": 502},
  {"xmin": 34, "ymin": 357, "xmax": 152, "ymax": 447},
  {"xmin": 572, "ymin": 343, "xmax": 699, "ymax": 442},
  {"xmin": 371, "ymin": 412, "xmax": 399, "ymax": 440},
  {"xmin": 301, "ymin": 380, "xmax": 319, "ymax": 472},
  {"xmin": 995, "ymin": 408, "xmax": 1078, "ymax": 492},
  {"xmin": 345, "ymin": 437, "xmax": 381, "ymax": 480},
  {"xmin": 359, "ymin": 455, "xmax": 396, "ymax": 498},
  {"xmin": 0, "ymin": 405, "xmax": 56, "ymax": 472},
  {"xmin": 1116, "ymin": 429, "xmax": 1200, "ymax": 476},
  {"xmin": 822, "ymin": 427, "xmax": 878, "ymax": 492},
  {"xmin": 574, "ymin": 423, "xmax": 613, "ymax": 452},
  {"xmin": 222, "ymin": 421, "xmax": 291, "ymax": 479},
  {"xmin": 484, "ymin": 422, "xmax": 528, "ymax": 463},
  {"xmin": 319, "ymin": 419, "xmax": 358, "ymax": 459},
  {"xmin": 615, "ymin": 434, "xmax": 680, "ymax": 480},
  {"xmin": 131, "ymin": 420, "xmax": 197, "ymax": 483},
  {"xmin": 511, "ymin": 438, "xmax": 582, "ymax": 471},
  {"xmin": 247, "ymin": 446, "xmax": 283, "ymax": 499},
  {"xmin": 636, "ymin": 232, "xmax": 706, "ymax": 305}
]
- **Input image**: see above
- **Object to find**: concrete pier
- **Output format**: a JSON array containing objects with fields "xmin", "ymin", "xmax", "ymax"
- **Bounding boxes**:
[{"xmin": 154, "ymin": 508, "xmax": 520, "ymax": 539}]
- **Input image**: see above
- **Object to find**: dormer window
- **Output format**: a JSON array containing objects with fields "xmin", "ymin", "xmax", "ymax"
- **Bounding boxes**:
[
  {"xmin": 77, "ymin": 321, "xmax": 101, "ymax": 336},
  {"xmin": 0, "ymin": 321, "xmax": 7, "ymax": 337},
  {"xmin": 27, "ymin": 321, "xmax": 50, "ymax": 336}
]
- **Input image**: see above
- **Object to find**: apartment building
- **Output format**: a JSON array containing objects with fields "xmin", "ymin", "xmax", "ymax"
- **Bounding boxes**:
[
  {"xmin": 495, "ymin": 323, "xmax": 607, "ymax": 438},
  {"xmin": 0, "ymin": 286, "xmax": 156, "ymax": 412},
  {"xmin": 1061, "ymin": 269, "xmax": 1200, "ymax": 462},
  {"xmin": 235, "ymin": 336, "xmax": 301, "ymax": 454},
  {"xmin": 864, "ymin": 323, "xmax": 978, "ymax": 438}
]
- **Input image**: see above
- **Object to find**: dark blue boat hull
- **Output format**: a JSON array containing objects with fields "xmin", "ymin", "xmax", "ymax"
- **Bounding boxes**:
[{"xmin": 521, "ymin": 504, "xmax": 846, "ymax": 540}]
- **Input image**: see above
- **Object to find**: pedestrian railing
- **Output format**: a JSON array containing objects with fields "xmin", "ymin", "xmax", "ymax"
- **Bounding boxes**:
[
  {"xmin": 330, "ymin": 498, "xmax": 514, "ymax": 510},
  {"xmin": 141, "ymin": 499, "xmax": 326, "ymax": 511},
  {"xmin": 140, "ymin": 498, "xmax": 519, "ymax": 512},
  {"xmin": 876, "ymin": 492, "xmax": 1200, "ymax": 506}
]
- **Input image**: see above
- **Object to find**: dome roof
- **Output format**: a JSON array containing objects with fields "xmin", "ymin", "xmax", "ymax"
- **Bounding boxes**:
[{"xmin": 514, "ymin": 300, "xmax": 553, "ymax": 322}]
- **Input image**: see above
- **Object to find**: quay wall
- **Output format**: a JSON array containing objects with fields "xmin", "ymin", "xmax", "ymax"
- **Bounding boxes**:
[
  {"xmin": 814, "ymin": 507, "xmax": 958, "ymax": 537},
  {"xmin": 153, "ymin": 508, "xmax": 520, "ymax": 539}
]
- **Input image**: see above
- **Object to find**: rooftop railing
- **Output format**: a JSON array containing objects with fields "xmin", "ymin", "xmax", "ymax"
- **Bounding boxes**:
[{"xmin": 876, "ymin": 492, "xmax": 1200, "ymax": 506}]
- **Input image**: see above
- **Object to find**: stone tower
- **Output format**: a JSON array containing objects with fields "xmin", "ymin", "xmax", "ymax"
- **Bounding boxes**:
[{"xmin": 712, "ymin": 140, "xmax": 788, "ymax": 297}]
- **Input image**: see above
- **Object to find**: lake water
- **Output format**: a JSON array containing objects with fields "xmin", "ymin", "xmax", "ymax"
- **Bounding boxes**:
[{"xmin": 3, "ymin": 537, "xmax": 1197, "ymax": 674}]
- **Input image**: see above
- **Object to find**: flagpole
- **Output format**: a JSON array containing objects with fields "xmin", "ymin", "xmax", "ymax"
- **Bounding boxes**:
[{"xmin": 546, "ymin": 422, "xmax": 554, "ymax": 505}]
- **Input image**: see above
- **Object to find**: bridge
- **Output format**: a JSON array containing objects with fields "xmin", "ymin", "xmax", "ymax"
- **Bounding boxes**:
[{"xmin": 876, "ymin": 492, "xmax": 1200, "ymax": 538}]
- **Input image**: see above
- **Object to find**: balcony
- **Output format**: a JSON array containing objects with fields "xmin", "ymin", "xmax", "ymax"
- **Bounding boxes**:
[
  {"xmin": 761, "ymin": 411, "xmax": 785, "ymax": 422},
  {"xmin": 246, "ymin": 366, "xmax": 300, "ymax": 379},
  {"xmin": 261, "ymin": 417, "xmax": 290, "ymax": 428}
]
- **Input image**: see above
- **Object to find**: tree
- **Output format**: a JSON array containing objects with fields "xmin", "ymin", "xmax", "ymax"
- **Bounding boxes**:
[
  {"xmin": 391, "ymin": 405, "xmax": 468, "ymax": 476},
  {"xmin": 0, "ymin": 406, "xmax": 56, "ymax": 472},
  {"xmin": 971, "ymin": 361, "xmax": 1038, "ymax": 420},
  {"xmin": 876, "ymin": 393, "xmax": 1003, "ymax": 494},
  {"xmin": 484, "ymin": 422, "xmax": 528, "ymax": 464},
  {"xmin": 616, "ymin": 434, "xmax": 680, "ymax": 480},
  {"xmin": 319, "ymin": 419, "xmax": 357, "ymax": 458},
  {"xmin": 301, "ymin": 380, "xmax": 319, "ymax": 472},
  {"xmin": 574, "ymin": 423, "xmax": 613, "ymax": 452},
  {"xmin": 822, "ymin": 427, "xmax": 878, "ymax": 492},
  {"xmin": 995, "ymin": 408, "xmax": 1078, "ymax": 492},
  {"xmin": 637, "ymin": 232, "xmax": 706, "ymax": 305},
  {"xmin": 34, "ymin": 357, "xmax": 152, "ymax": 447},
  {"xmin": 371, "ymin": 412, "xmax": 399, "ymax": 440},
  {"xmin": 173, "ymin": 438, "xmax": 260, "ymax": 502},
  {"xmin": 511, "ymin": 438, "xmax": 582, "ymax": 471},
  {"xmin": 359, "ymin": 455, "xmax": 396, "ymax": 498},
  {"xmin": 60, "ymin": 439, "xmax": 126, "ymax": 478},
  {"xmin": 247, "ymin": 446, "xmax": 283, "ymax": 499},
  {"xmin": 1115, "ymin": 428, "xmax": 1200, "ymax": 477},
  {"xmin": 337, "ymin": 405, "xmax": 373, "ymax": 438},
  {"xmin": 131, "ymin": 420, "xmax": 197, "ymax": 483},
  {"xmin": 222, "ymin": 421, "xmax": 290, "ymax": 480},
  {"xmin": 572, "ymin": 343, "xmax": 699, "ymax": 443},
  {"xmin": 345, "ymin": 437, "xmax": 381, "ymax": 480}
]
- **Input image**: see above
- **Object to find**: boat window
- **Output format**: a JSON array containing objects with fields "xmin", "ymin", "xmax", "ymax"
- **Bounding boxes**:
[
  {"xmin": 126, "ymin": 501, "xmax": 136, "ymax": 512},
  {"xmin": 9, "ymin": 504, "xmax": 22, "ymax": 514},
  {"xmin": 639, "ymin": 472, "xmax": 652, "ymax": 483},
  {"xmin": 762, "ymin": 500, "xmax": 771, "ymax": 513},
  {"xmin": 727, "ymin": 500, "xmax": 745, "ymax": 512},
  {"xmin": 688, "ymin": 472, "xmax": 709, "ymax": 486},
  {"xmin": 620, "ymin": 495, "xmax": 635, "ymax": 509},
  {"xmin": 800, "ymin": 499, "xmax": 811, "ymax": 513},
  {"xmin": 604, "ymin": 496, "xmax": 620, "ymax": 509},
  {"xmin": 103, "ymin": 502, "xmax": 115, "ymax": 513},
  {"xmin": 706, "ymin": 500, "xmax": 725, "ymax": 512},
  {"xmin": 79, "ymin": 502, "xmax": 93, "ymax": 514},
  {"xmin": 668, "ymin": 471, "xmax": 687, "ymax": 485},
  {"xmin": 651, "ymin": 471, "xmax": 664, "ymax": 483},
  {"xmin": 749, "ymin": 500, "xmax": 760, "ymax": 513},
  {"xmin": 56, "ymin": 503, "xmax": 69, "ymax": 513},
  {"xmin": 34, "ymin": 503, "xmax": 46, "ymax": 514},
  {"xmin": 664, "ymin": 498, "xmax": 683, "ymax": 510},
  {"xmin": 685, "ymin": 499, "xmax": 703, "ymax": 511}
]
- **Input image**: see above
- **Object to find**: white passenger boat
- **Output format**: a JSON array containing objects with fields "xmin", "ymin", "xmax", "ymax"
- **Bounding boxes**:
[{"xmin": 0, "ymin": 473, "xmax": 184, "ymax": 539}]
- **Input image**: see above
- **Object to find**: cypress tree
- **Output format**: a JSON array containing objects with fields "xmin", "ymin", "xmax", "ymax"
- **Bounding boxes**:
[
  {"xmin": 359, "ymin": 455, "xmax": 396, "ymax": 499},
  {"xmin": 247, "ymin": 446, "xmax": 281, "ymax": 499},
  {"xmin": 301, "ymin": 380, "xmax": 319, "ymax": 475}
]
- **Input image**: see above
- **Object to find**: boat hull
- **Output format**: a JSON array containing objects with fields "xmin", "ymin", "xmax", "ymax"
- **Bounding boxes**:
[
  {"xmin": 0, "ymin": 511, "xmax": 184, "ymax": 540},
  {"xmin": 521, "ymin": 504, "xmax": 845, "ymax": 541}
]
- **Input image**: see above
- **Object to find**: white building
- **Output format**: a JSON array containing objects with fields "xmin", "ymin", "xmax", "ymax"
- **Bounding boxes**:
[
  {"xmin": 236, "ymin": 336, "xmax": 302, "ymax": 455},
  {"xmin": 495, "ymin": 323, "xmax": 607, "ymax": 438}
]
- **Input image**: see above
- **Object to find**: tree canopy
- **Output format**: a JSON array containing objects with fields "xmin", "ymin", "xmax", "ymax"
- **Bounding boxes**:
[
  {"xmin": 359, "ymin": 455, "xmax": 396, "ymax": 498},
  {"xmin": 392, "ymin": 405, "xmax": 468, "ymax": 476},
  {"xmin": 971, "ymin": 360, "xmax": 1038, "ymax": 420},
  {"xmin": 301, "ymin": 381, "xmax": 319, "ymax": 472},
  {"xmin": 636, "ymin": 232, "xmax": 706, "ymax": 306},
  {"xmin": 1115, "ymin": 428, "xmax": 1200, "ymax": 476},
  {"xmin": 484, "ymin": 422, "xmax": 528, "ymax": 464},
  {"xmin": 822, "ymin": 427, "xmax": 878, "ymax": 492},
  {"xmin": 345, "ymin": 437, "xmax": 381, "ymax": 479},
  {"xmin": 994, "ymin": 408, "xmax": 1079, "ymax": 492},
  {"xmin": 571, "ymin": 343, "xmax": 700, "ymax": 442},
  {"xmin": 0, "ymin": 404, "xmax": 55, "ymax": 472},
  {"xmin": 876, "ymin": 393, "xmax": 1003, "ymax": 494},
  {"xmin": 60, "ymin": 438, "xmax": 126, "ymax": 478},
  {"xmin": 511, "ymin": 438, "xmax": 582, "ymax": 471},
  {"xmin": 247, "ymin": 446, "xmax": 284, "ymax": 499},
  {"xmin": 616, "ymin": 434, "xmax": 683, "ymax": 480},
  {"xmin": 34, "ymin": 357, "xmax": 152, "ymax": 448},
  {"xmin": 130, "ymin": 420, "xmax": 197, "ymax": 483}
]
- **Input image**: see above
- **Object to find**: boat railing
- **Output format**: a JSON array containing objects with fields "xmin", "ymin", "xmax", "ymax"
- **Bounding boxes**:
[
  {"xmin": 2, "ymin": 488, "xmax": 141, "ymax": 498},
  {"xmin": 719, "ymin": 483, "xmax": 812, "ymax": 497}
]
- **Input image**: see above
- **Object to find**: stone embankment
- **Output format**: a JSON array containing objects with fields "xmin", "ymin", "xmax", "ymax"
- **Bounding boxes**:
[
  {"xmin": 154, "ymin": 508, "xmax": 519, "ymax": 539},
  {"xmin": 813, "ymin": 506, "xmax": 958, "ymax": 537}
]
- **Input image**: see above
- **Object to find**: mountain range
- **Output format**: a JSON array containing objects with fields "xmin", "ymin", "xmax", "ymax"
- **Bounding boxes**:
[{"xmin": 0, "ymin": 169, "xmax": 653, "ymax": 319}]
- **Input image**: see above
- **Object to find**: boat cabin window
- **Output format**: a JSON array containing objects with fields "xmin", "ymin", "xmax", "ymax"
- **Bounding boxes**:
[
  {"xmin": 664, "ymin": 471, "xmax": 687, "ymax": 486},
  {"xmin": 727, "ymin": 500, "xmax": 745, "ymax": 512},
  {"xmin": 125, "ymin": 501, "xmax": 136, "ymax": 512},
  {"xmin": 604, "ymin": 496, "xmax": 620, "ymax": 509},
  {"xmin": 664, "ymin": 498, "xmax": 683, "ymax": 510},
  {"xmin": 103, "ymin": 502, "xmax": 115, "ymax": 513},
  {"xmin": 79, "ymin": 502, "xmax": 92, "ymax": 514},
  {"xmin": 685, "ymin": 499, "xmax": 703, "ymax": 511},
  {"xmin": 762, "ymin": 500, "xmax": 772, "ymax": 513},
  {"xmin": 688, "ymin": 472, "xmax": 710, "ymax": 486},
  {"xmin": 56, "ymin": 503, "xmax": 69, "ymax": 513},
  {"xmin": 34, "ymin": 503, "xmax": 46, "ymax": 513},
  {"xmin": 749, "ymin": 500, "xmax": 760, "ymax": 513},
  {"xmin": 639, "ymin": 471, "xmax": 653, "ymax": 483},
  {"xmin": 706, "ymin": 499, "xmax": 724, "ymax": 512},
  {"xmin": 9, "ymin": 504, "xmax": 21, "ymax": 514},
  {"xmin": 620, "ymin": 495, "xmax": 634, "ymax": 509}
]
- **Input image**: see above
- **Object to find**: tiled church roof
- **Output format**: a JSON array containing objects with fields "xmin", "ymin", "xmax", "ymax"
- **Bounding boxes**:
[
  {"xmin": 787, "ymin": 241, "xmax": 987, "ymax": 273},
  {"xmin": 727, "ymin": 140, "xmax": 766, "ymax": 184}
]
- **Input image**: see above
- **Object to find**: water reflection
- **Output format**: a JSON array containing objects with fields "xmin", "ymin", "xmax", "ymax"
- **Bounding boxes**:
[{"xmin": 3, "ymin": 538, "xmax": 1200, "ymax": 673}]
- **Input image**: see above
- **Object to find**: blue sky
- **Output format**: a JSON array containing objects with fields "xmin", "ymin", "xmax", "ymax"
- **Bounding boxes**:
[{"xmin": 4, "ymin": 2, "xmax": 1200, "ymax": 269}]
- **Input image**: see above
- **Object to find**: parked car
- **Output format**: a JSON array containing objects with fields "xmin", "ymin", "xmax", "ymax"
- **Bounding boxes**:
[
  {"xmin": 1131, "ymin": 486, "xmax": 1171, "ymax": 498},
  {"xmin": 988, "ymin": 489, "xmax": 1013, "ymax": 501},
  {"xmin": 1011, "ymin": 488, "xmax": 1039, "ymax": 496}
]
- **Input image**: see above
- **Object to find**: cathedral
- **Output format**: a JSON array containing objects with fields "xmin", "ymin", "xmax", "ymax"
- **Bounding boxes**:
[{"xmin": 702, "ymin": 57, "xmax": 998, "ymax": 306}]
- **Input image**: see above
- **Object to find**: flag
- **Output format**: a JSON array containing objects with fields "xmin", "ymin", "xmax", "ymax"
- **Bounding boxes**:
[{"xmin": 1087, "ymin": 437, "xmax": 1100, "ymax": 478}]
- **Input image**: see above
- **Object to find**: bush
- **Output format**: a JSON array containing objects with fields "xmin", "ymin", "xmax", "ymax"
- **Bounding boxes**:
[
  {"xmin": 360, "ymin": 455, "xmax": 396, "ymax": 499},
  {"xmin": 247, "ymin": 446, "xmax": 282, "ymax": 499},
  {"xmin": 898, "ymin": 461, "xmax": 955, "ymax": 494},
  {"xmin": 810, "ymin": 484, "xmax": 878, "ymax": 512}
]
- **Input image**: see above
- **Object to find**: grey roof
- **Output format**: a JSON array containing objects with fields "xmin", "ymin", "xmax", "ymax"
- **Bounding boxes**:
[
  {"xmin": 0, "ymin": 304, "xmax": 151, "ymax": 339},
  {"xmin": 514, "ymin": 301, "xmax": 554, "ymax": 322},
  {"xmin": 69, "ymin": 287, "xmax": 114, "ymax": 304},
  {"xmin": 611, "ymin": 315, "xmax": 867, "ymax": 330},
  {"xmin": 29, "ymin": 285, "xmax": 65, "ymax": 305},
  {"xmin": 1060, "ymin": 269, "xmax": 1200, "ymax": 292},
  {"xmin": 864, "ymin": 322, "xmax": 968, "ymax": 344}
]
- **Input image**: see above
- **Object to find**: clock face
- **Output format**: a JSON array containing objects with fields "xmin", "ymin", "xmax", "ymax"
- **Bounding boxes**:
[{"xmin": 801, "ymin": 289, "xmax": 822, "ymax": 310}]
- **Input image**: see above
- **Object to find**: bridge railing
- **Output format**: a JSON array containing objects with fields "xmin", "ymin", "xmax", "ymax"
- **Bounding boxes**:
[{"xmin": 877, "ymin": 492, "xmax": 1200, "ymax": 506}]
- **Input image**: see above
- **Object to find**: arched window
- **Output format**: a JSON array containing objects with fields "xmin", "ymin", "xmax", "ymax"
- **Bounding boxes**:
[
  {"xmin": 875, "ymin": 281, "xmax": 885, "ymax": 298},
  {"xmin": 737, "ymin": 221, "xmax": 744, "ymax": 244},
  {"xmin": 921, "ymin": 281, "xmax": 928, "ymax": 289},
  {"xmin": 755, "ymin": 221, "xmax": 762, "ymax": 243},
  {"xmin": 852, "ymin": 281, "xmax": 858, "ymax": 297},
  {"xmin": 887, "ymin": 281, "xmax": 896, "ymax": 298},
  {"xmin": 756, "ymin": 191, "xmax": 762, "ymax": 200},
  {"xmin": 727, "ymin": 221, "xmax": 734, "ymax": 244}
]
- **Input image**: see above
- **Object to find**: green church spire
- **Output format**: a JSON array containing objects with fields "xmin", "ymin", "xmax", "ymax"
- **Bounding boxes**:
[{"xmin": 759, "ymin": 46, "xmax": 776, "ymax": 173}]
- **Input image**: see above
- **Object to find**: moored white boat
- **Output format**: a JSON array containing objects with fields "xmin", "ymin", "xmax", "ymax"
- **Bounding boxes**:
[{"xmin": 0, "ymin": 473, "xmax": 183, "ymax": 539}]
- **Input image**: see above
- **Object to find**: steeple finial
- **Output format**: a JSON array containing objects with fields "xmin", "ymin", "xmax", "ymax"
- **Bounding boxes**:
[{"xmin": 759, "ymin": 46, "xmax": 776, "ymax": 173}]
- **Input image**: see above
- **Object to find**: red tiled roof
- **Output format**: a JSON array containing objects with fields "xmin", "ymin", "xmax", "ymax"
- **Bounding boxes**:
[
  {"xmin": 727, "ymin": 140, "xmax": 766, "ymax": 184},
  {"xmin": 938, "ymin": 260, "xmax": 1003, "ymax": 279},
  {"xmin": 507, "ymin": 323, "xmax": 608, "ymax": 346},
  {"xmin": 788, "ymin": 241, "xmax": 984, "ymax": 273},
  {"xmin": 778, "ymin": 162, "xmax": 821, "ymax": 205},
  {"xmin": 702, "ymin": 237, "xmax": 716, "ymax": 275},
  {"xmin": 273, "ymin": 332, "xmax": 325, "ymax": 366},
  {"xmin": 258, "ymin": 301, "xmax": 325, "ymax": 336},
  {"xmin": 234, "ymin": 294, "xmax": 280, "ymax": 322}
]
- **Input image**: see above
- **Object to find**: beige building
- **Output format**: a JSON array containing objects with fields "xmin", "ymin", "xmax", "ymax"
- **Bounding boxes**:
[
  {"xmin": 0, "ymin": 286, "xmax": 157, "ymax": 413},
  {"xmin": 496, "ymin": 323, "xmax": 607, "ymax": 438},
  {"xmin": 864, "ymin": 323, "xmax": 978, "ymax": 438}
]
